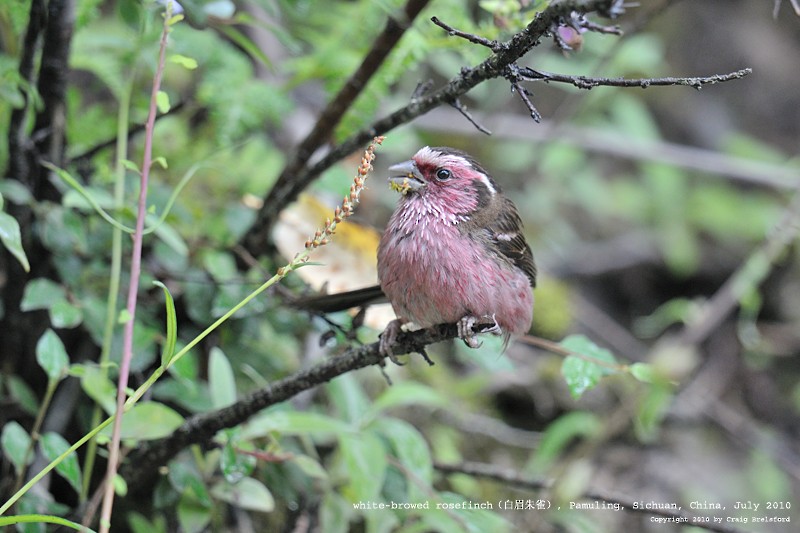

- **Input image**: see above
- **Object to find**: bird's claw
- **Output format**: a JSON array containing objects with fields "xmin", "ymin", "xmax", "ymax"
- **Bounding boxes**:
[
  {"xmin": 458, "ymin": 314, "xmax": 502, "ymax": 348},
  {"xmin": 480, "ymin": 314, "xmax": 502, "ymax": 335},
  {"xmin": 379, "ymin": 319, "xmax": 405, "ymax": 365}
]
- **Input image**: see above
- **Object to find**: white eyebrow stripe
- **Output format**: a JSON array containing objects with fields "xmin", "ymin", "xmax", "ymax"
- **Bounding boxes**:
[{"xmin": 478, "ymin": 173, "xmax": 496, "ymax": 195}]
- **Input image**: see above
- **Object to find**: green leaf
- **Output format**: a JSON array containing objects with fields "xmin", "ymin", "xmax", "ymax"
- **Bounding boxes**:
[
  {"xmin": 326, "ymin": 372, "xmax": 369, "ymax": 424},
  {"xmin": 219, "ymin": 437, "xmax": 256, "ymax": 483},
  {"xmin": 156, "ymin": 90, "xmax": 171, "ymax": 113},
  {"xmin": 76, "ymin": 363, "xmax": 117, "ymax": 415},
  {"xmin": 152, "ymin": 156, "xmax": 168, "ymax": 169},
  {"xmin": 210, "ymin": 477, "xmax": 275, "ymax": 513},
  {"xmin": 170, "ymin": 53, "xmax": 198, "ymax": 70},
  {"xmin": 209, "ymin": 347, "xmax": 236, "ymax": 409},
  {"xmin": 0, "ymin": 211, "xmax": 30, "ymax": 272},
  {"xmin": 168, "ymin": 460, "xmax": 211, "ymax": 505},
  {"xmin": 100, "ymin": 401, "xmax": 184, "ymax": 441},
  {"xmin": 177, "ymin": 493, "xmax": 211, "ymax": 533},
  {"xmin": 560, "ymin": 334, "xmax": 619, "ymax": 399},
  {"xmin": 118, "ymin": 308, "xmax": 132, "ymax": 324},
  {"xmin": 366, "ymin": 382, "xmax": 448, "ymax": 422},
  {"xmin": 292, "ymin": 454, "xmax": 328, "ymax": 481},
  {"xmin": 166, "ymin": 13, "xmax": 185, "ymax": 26},
  {"xmin": 6, "ymin": 376, "xmax": 39, "ymax": 416},
  {"xmin": 152, "ymin": 220, "xmax": 189, "ymax": 257},
  {"xmin": 242, "ymin": 410, "xmax": 351, "ymax": 439},
  {"xmin": 629, "ymin": 362, "xmax": 655, "ymax": 383},
  {"xmin": 21, "ymin": 278, "xmax": 65, "ymax": 311},
  {"xmin": 49, "ymin": 299, "xmax": 83, "ymax": 329},
  {"xmin": 121, "ymin": 159, "xmax": 140, "ymax": 173},
  {"xmin": 113, "ymin": 474, "xmax": 128, "ymax": 496},
  {"xmin": 36, "ymin": 329, "xmax": 69, "ymax": 381},
  {"xmin": 202, "ymin": 249, "xmax": 237, "ymax": 282},
  {"xmin": 339, "ymin": 431, "xmax": 387, "ymax": 502},
  {"xmin": 1, "ymin": 421, "xmax": 32, "ymax": 474},
  {"xmin": 320, "ymin": 492, "xmax": 350, "ymax": 533},
  {"xmin": 372, "ymin": 418, "xmax": 432, "ymax": 503},
  {"xmin": 153, "ymin": 281, "xmax": 178, "ymax": 367},
  {"xmin": 634, "ymin": 382, "xmax": 673, "ymax": 442},
  {"xmin": 40, "ymin": 432, "xmax": 82, "ymax": 493},
  {"xmin": 0, "ymin": 181, "xmax": 34, "ymax": 204}
]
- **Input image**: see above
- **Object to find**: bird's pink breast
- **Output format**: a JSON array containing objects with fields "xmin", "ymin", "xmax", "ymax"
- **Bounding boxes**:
[{"xmin": 378, "ymin": 204, "xmax": 533, "ymax": 335}]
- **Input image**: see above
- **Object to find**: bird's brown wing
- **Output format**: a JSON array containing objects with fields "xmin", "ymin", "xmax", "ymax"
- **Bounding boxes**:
[
  {"xmin": 460, "ymin": 192, "xmax": 537, "ymax": 288},
  {"xmin": 486, "ymin": 196, "xmax": 537, "ymax": 288}
]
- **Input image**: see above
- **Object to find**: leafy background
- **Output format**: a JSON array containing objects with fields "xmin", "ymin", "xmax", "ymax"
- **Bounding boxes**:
[{"xmin": 1, "ymin": 0, "xmax": 799, "ymax": 532}]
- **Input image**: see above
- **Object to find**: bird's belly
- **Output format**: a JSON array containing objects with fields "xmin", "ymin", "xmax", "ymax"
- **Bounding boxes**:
[{"xmin": 378, "ymin": 228, "xmax": 533, "ymax": 335}]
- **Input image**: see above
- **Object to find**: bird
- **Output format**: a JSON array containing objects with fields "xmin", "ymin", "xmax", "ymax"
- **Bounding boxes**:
[
  {"xmin": 297, "ymin": 146, "xmax": 536, "ymax": 363},
  {"xmin": 377, "ymin": 146, "xmax": 536, "ymax": 361}
]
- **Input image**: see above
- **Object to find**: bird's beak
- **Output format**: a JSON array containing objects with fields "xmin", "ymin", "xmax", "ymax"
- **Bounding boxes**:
[{"xmin": 387, "ymin": 160, "xmax": 425, "ymax": 194}]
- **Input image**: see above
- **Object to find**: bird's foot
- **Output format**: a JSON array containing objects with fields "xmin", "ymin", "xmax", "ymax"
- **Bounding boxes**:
[
  {"xmin": 457, "ymin": 315, "xmax": 482, "ymax": 348},
  {"xmin": 379, "ymin": 319, "xmax": 405, "ymax": 365}
]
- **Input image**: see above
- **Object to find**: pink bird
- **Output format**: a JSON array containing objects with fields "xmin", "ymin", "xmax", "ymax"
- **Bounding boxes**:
[{"xmin": 377, "ymin": 146, "xmax": 536, "ymax": 362}]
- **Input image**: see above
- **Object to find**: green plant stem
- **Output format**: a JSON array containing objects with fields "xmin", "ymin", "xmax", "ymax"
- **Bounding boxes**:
[
  {"xmin": 81, "ymin": 72, "xmax": 134, "ymax": 503},
  {"xmin": 0, "ymin": 513, "xmax": 97, "ymax": 532},
  {"xmin": 9, "ymin": 377, "xmax": 59, "ymax": 502},
  {"xmin": 0, "ymin": 416, "xmax": 114, "ymax": 516}
]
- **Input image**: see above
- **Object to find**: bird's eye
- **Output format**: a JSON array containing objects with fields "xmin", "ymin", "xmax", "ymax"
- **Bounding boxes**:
[{"xmin": 435, "ymin": 168, "xmax": 451, "ymax": 181}]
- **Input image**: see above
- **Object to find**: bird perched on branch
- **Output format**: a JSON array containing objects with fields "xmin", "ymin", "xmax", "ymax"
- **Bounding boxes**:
[{"xmin": 299, "ymin": 147, "xmax": 536, "ymax": 363}]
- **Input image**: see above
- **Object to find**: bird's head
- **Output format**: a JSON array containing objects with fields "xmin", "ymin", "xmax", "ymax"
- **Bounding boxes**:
[{"xmin": 387, "ymin": 146, "xmax": 499, "ymax": 217}]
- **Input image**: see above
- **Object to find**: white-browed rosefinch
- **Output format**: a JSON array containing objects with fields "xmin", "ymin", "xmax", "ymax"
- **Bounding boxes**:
[{"xmin": 377, "ymin": 146, "xmax": 536, "ymax": 361}]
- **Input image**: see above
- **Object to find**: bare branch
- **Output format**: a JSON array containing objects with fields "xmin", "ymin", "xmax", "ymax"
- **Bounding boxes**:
[
  {"xmin": 451, "ymin": 98, "xmax": 492, "ymax": 134},
  {"xmin": 120, "ymin": 321, "xmax": 486, "ymax": 492},
  {"xmin": 517, "ymin": 66, "xmax": 753, "ymax": 90},
  {"xmin": 430, "ymin": 16, "xmax": 503, "ymax": 51},
  {"xmin": 434, "ymin": 461, "xmax": 747, "ymax": 533}
]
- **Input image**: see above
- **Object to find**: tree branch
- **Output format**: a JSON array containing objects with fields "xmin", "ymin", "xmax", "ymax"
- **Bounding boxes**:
[
  {"xmin": 516, "ymin": 66, "xmax": 753, "ymax": 90},
  {"xmin": 33, "ymin": 0, "xmax": 74, "ymax": 167},
  {"xmin": 121, "ymin": 322, "xmax": 473, "ymax": 492},
  {"xmin": 434, "ymin": 461, "xmax": 746, "ymax": 533},
  {"xmin": 7, "ymin": 0, "xmax": 47, "ymax": 183}
]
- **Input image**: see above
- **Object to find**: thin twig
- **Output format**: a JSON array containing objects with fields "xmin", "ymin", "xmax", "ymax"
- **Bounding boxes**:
[
  {"xmin": 509, "ymin": 79, "xmax": 542, "ymax": 123},
  {"xmin": 450, "ymin": 98, "xmax": 492, "ymax": 134},
  {"xmin": 517, "ymin": 66, "xmax": 753, "ymax": 90},
  {"xmin": 430, "ymin": 16, "xmax": 503, "ymax": 51},
  {"xmin": 98, "ymin": 8, "xmax": 172, "ymax": 530},
  {"xmin": 434, "ymin": 461, "xmax": 747, "ymax": 533}
]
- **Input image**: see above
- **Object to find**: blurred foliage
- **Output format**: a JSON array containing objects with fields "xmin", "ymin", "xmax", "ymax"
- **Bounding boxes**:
[{"xmin": 2, "ymin": 0, "xmax": 800, "ymax": 532}]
